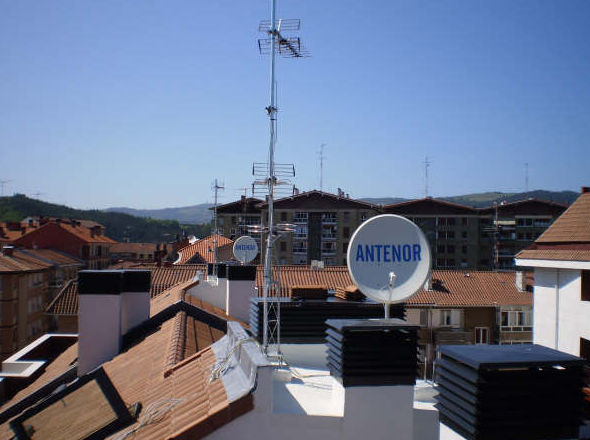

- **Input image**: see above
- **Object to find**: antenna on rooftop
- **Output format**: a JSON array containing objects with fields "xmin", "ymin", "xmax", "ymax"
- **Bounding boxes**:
[
  {"xmin": 212, "ymin": 179, "xmax": 225, "ymax": 273},
  {"xmin": 525, "ymin": 162, "xmax": 529, "ymax": 195},
  {"xmin": 254, "ymin": 2, "xmax": 309, "ymax": 357},
  {"xmin": 424, "ymin": 157, "xmax": 431, "ymax": 198},
  {"xmin": 0, "ymin": 180, "xmax": 12, "ymax": 197},
  {"xmin": 319, "ymin": 143, "xmax": 326, "ymax": 192}
]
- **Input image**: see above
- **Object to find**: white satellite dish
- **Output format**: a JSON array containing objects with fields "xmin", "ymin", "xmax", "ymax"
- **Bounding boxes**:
[
  {"xmin": 346, "ymin": 214, "xmax": 431, "ymax": 316},
  {"xmin": 233, "ymin": 236, "xmax": 259, "ymax": 264}
]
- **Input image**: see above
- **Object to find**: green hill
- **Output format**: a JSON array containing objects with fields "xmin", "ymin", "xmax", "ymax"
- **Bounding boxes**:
[{"xmin": 0, "ymin": 194, "xmax": 211, "ymax": 243}]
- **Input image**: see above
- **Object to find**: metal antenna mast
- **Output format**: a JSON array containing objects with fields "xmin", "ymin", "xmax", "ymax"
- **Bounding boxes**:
[
  {"xmin": 0, "ymin": 180, "xmax": 12, "ymax": 197},
  {"xmin": 525, "ymin": 162, "xmax": 529, "ymax": 195},
  {"xmin": 424, "ymin": 157, "xmax": 431, "ymax": 198},
  {"xmin": 319, "ymin": 143, "xmax": 326, "ymax": 192},
  {"xmin": 255, "ymin": 3, "xmax": 308, "ymax": 355},
  {"xmin": 212, "ymin": 179, "xmax": 224, "ymax": 273}
]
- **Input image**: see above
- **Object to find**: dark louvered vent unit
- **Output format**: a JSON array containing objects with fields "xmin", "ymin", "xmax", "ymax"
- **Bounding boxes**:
[
  {"xmin": 326, "ymin": 319, "xmax": 419, "ymax": 386},
  {"xmin": 436, "ymin": 344, "xmax": 585, "ymax": 440},
  {"xmin": 249, "ymin": 298, "xmax": 405, "ymax": 343}
]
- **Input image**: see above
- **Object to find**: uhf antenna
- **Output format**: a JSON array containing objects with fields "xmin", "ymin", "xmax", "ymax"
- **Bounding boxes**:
[
  {"xmin": 525, "ymin": 162, "xmax": 529, "ymax": 195},
  {"xmin": 212, "ymin": 179, "xmax": 224, "ymax": 275},
  {"xmin": 319, "ymin": 143, "xmax": 326, "ymax": 192},
  {"xmin": 0, "ymin": 180, "xmax": 12, "ymax": 197},
  {"xmin": 254, "ymin": 2, "xmax": 309, "ymax": 355},
  {"xmin": 424, "ymin": 157, "xmax": 431, "ymax": 198}
]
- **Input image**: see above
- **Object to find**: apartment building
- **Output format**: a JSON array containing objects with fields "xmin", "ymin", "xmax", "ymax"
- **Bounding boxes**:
[
  {"xmin": 258, "ymin": 190, "xmax": 380, "ymax": 266},
  {"xmin": 0, "ymin": 246, "xmax": 83, "ymax": 360},
  {"xmin": 12, "ymin": 218, "xmax": 116, "ymax": 269},
  {"xmin": 479, "ymin": 198, "xmax": 568, "ymax": 269},
  {"xmin": 383, "ymin": 198, "xmax": 481, "ymax": 269}
]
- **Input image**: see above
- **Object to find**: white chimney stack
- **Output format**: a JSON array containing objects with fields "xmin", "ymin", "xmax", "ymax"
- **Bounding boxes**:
[{"xmin": 78, "ymin": 270, "xmax": 151, "ymax": 376}]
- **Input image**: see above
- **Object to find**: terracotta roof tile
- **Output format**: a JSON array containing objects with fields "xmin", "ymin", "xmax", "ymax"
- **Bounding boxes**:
[
  {"xmin": 534, "ymin": 192, "xmax": 590, "ymax": 243},
  {"xmin": 1, "ymin": 282, "xmax": 254, "ymax": 440},
  {"xmin": 110, "ymin": 242, "xmax": 159, "ymax": 254},
  {"xmin": 407, "ymin": 270, "xmax": 532, "ymax": 307},
  {"xmin": 176, "ymin": 235, "xmax": 234, "ymax": 264},
  {"xmin": 46, "ymin": 265, "xmax": 206, "ymax": 316},
  {"xmin": 0, "ymin": 249, "xmax": 52, "ymax": 273},
  {"xmin": 255, "ymin": 265, "xmax": 353, "ymax": 297},
  {"xmin": 517, "ymin": 249, "xmax": 590, "ymax": 262}
]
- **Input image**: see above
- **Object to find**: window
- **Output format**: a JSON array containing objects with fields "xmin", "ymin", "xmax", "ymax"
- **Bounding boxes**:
[
  {"xmin": 440, "ymin": 310, "xmax": 460, "ymax": 327},
  {"xmin": 461, "ymin": 231, "xmax": 467, "ymax": 239},
  {"xmin": 343, "ymin": 212, "xmax": 350, "ymax": 224},
  {"xmin": 462, "ymin": 217, "xmax": 468, "ymax": 226},
  {"xmin": 360, "ymin": 212, "xmax": 368, "ymax": 222},
  {"xmin": 293, "ymin": 212, "xmax": 308, "ymax": 223},
  {"xmin": 580, "ymin": 338, "xmax": 590, "ymax": 362},
  {"xmin": 447, "ymin": 245, "xmax": 455, "ymax": 253},
  {"xmin": 448, "ymin": 218, "xmax": 455, "ymax": 226},
  {"xmin": 280, "ymin": 241, "xmax": 287, "ymax": 252},
  {"xmin": 447, "ymin": 231, "xmax": 455, "ymax": 239},
  {"xmin": 343, "ymin": 242, "xmax": 349, "ymax": 253},
  {"xmin": 280, "ymin": 212, "xmax": 287, "ymax": 221},
  {"xmin": 438, "ymin": 218, "xmax": 447, "ymax": 226},
  {"xmin": 437, "ymin": 245, "xmax": 445, "ymax": 254},
  {"xmin": 582, "ymin": 271, "xmax": 590, "ymax": 301},
  {"xmin": 343, "ymin": 227, "xmax": 350, "ymax": 239},
  {"xmin": 475, "ymin": 327, "xmax": 489, "ymax": 344},
  {"xmin": 462, "ymin": 245, "xmax": 467, "ymax": 254}
]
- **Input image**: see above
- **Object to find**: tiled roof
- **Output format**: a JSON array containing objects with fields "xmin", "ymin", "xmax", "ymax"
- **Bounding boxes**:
[
  {"xmin": 18, "ymin": 248, "xmax": 84, "ymax": 266},
  {"xmin": 535, "ymin": 192, "xmax": 590, "ymax": 243},
  {"xmin": 253, "ymin": 266, "xmax": 531, "ymax": 307},
  {"xmin": 176, "ymin": 235, "xmax": 234, "ymax": 264},
  {"xmin": 514, "ymin": 192, "xmax": 590, "ymax": 262},
  {"xmin": 407, "ymin": 270, "xmax": 532, "ymax": 307},
  {"xmin": 46, "ymin": 265, "xmax": 206, "ymax": 315},
  {"xmin": 215, "ymin": 197, "xmax": 263, "ymax": 214},
  {"xmin": 477, "ymin": 198, "xmax": 568, "ymax": 216},
  {"xmin": 110, "ymin": 242, "xmax": 159, "ymax": 254},
  {"xmin": 255, "ymin": 265, "xmax": 353, "ymax": 297},
  {"xmin": 517, "ymin": 248, "xmax": 590, "ymax": 262},
  {"xmin": 0, "ymin": 282, "xmax": 254, "ymax": 440},
  {"xmin": 0, "ymin": 249, "xmax": 52, "ymax": 273},
  {"xmin": 0, "ymin": 222, "xmax": 39, "ymax": 243},
  {"xmin": 57, "ymin": 222, "xmax": 117, "ymax": 244}
]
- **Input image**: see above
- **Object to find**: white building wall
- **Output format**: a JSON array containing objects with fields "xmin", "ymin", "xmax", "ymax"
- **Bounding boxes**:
[
  {"xmin": 186, "ymin": 278, "xmax": 228, "ymax": 312},
  {"xmin": 532, "ymin": 266, "xmax": 590, "ymax": 356}
]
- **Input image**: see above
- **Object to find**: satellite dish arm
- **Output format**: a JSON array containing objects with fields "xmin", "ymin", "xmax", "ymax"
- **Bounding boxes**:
[{"xmin": 385, "ymin": 272, "xmax": 397, "ymax": 319}]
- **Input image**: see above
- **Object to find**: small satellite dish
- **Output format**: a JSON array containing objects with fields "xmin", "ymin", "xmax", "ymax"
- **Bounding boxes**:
[
  {"xmin": 347, "ymin": 214, "xmax": 431, "ymax": 307},
  {"xmin": 233, "ymin": 236, "xmax": 259, "ymax": 264}
]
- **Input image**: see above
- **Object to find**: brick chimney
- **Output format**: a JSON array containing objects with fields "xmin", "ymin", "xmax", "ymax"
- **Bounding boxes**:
[
  {"xmin": 2, "ymin": 246, "xmax": 14, "ymax": 257},
  {"xmin": 582, "ymin": 186, "xmax": 590, "ymax": 194}
]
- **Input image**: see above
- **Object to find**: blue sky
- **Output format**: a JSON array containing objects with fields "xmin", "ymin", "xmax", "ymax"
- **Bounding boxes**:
[{"xmin": 1, "ymin": 0, "xmax": 589, "ymax": 209}]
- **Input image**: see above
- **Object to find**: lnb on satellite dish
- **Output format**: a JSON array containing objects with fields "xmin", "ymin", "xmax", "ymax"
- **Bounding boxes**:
[
  {"xmin": 233, "ymin": 236, "xmax": 259, "ymax": 264},
  {"xmin": 347, "ymin": 215, "xmax": 431, "ymax": 307}
]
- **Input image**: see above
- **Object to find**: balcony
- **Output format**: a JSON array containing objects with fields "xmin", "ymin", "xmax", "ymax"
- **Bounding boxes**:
[
  {"xmin": 321, "ymin": 213, "xmax": 337, "ymax": 224},
  {"xmin": 293, "ymin": 247, "xmax": 307, "ymax": 254},
  {"xmin": 321, "ymin": 233, "xmax": 337, "ymax": 241}
]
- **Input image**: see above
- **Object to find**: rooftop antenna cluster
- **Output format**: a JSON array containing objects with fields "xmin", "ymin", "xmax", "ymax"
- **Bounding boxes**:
[
  {"xmin": 212, "ymin": 179, "xmax": 224, "ymax": 277},
  {"xmin": 424, "ymin": 156, "xmax": 431, "ymax": 198},
  {"xmin": 319, "ymin": 143, "xmax": 326, "ymax": 192},
  {"xmin": 253, "ymin": 1, "xmax": 309, "ymax": 356}
]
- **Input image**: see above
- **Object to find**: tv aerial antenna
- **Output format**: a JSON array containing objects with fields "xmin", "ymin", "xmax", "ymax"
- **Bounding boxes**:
[
  {"xmin": 211, "ymin": 179, "xmax": 224, "ymax": 277},
  {"xmin": 319, "ymin": 144, "xmax": 326, "ymax": 192},
  {"xmin": 0, "ymin": 180, "xmax": 12, "ymax": 197},
  {"xmin": 254, "ymin": 1, "xmax": 309, "ymax": 357}
]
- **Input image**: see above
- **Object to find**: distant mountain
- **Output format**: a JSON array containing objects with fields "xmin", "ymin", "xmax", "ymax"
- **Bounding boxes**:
[
  {"xmin": 0, "ymin": 194, "xmax": 211, "ymax": 243},
  {"xmin": 441, "ymin": 190, "xmax": 578, "ymax": 208},
  {"xmin": 105, "ymin": 203, "xmax": 214, "ymax": 224},
  {"xmin": 361, "ymin": 190, "xmax": 578, "ymax": 208}
]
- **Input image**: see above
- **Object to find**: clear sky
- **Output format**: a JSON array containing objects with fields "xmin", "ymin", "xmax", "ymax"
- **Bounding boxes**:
[{"xmin": 1, "ymin": 0, "xmax": 589, "ymax": 209}]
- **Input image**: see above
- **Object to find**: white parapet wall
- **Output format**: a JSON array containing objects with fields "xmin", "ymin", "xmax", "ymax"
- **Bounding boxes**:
[{"xmin": 186, "ymin": 277, "xmax": 228, "ymax": 312}]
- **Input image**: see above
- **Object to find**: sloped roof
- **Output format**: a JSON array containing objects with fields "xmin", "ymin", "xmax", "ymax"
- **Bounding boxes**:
[
  {"xmin": 515, "ymin": 191, "xmax": 590, "ymax": 262},
  {"xmin": 253, "ymin": 265, "xmax": 531, "ymax": 307},
  {"xmin": 255, "ymin": 265, "xmax": 353, "ymax": 297},
  {"xmin": 46, "ymin": 265, "xmax": 207, "ymax": 316},
  {"xmin": 110, "ymin": 242, "xmax": 159, "ymax": 254},
  {"xmin": 13, "ymin": 222, "xmax": 117, "ymax": 246},
  {"xmin": 407, "ymin": 270, "xmax": 532, "ymax": 307},
  {"xmin": 0, "ymin": 249, "xmax": 52, "ymax": 273},
  {"xmin": 176, "ymin": 235, "xmax": 234, "ymax": 264},
  {"xmin": 535, "ymin": 192, "xmax": 590, "ymax": 243},
  {"xmin": 1, "ymin": 282, "xmax": 256, "ymax": 440},
  {"xmin": 0, "ymin": 222, "xmax": 39, "ymax": 243},
  {"xmin": 215, "ymin": 197, "xmax": 263, "ymax": 214},
  {"xmin": 383, "ymin": 198, "xmax": 477, "ymax": 215},
  {"xmin": 477, "ymin": 198, "xmax": 568, "ymax": 216},
  {"xmin": 18, "ymin": 248, "xmax": 84, "ymax": 266},
  {"xmin": 259, "ymin": 190, "xmax": 379, "ymax": 210}
]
